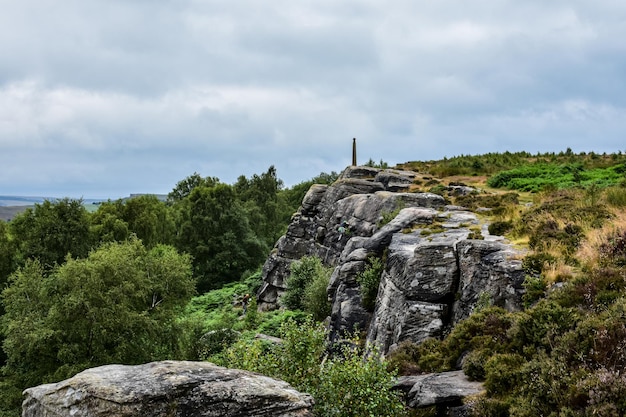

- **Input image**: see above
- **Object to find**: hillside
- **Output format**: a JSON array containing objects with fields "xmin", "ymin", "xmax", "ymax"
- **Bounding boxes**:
[{"xmin": 3, "ymin": 152, "xmax": 626, "ymax": 416}]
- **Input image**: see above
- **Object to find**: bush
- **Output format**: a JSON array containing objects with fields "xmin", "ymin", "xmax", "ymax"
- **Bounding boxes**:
[
  {"xmin": 483, "ymin": 353, "xmax": 525, "ymax": 396},
  {"xmin": 462, "ymin": 349, "xmax": 491, "ymax": 381},
  {"xmin": 314, "ymin": 346, "xmax": 406, "ymax": 417},
  {"xmin": 256, "ymin": 310, "xmax": 309, "ymax": 337},
  {"xmin": 356, "ymin": 256, "xmax": 385, "ymax": 311},
  {"xmin": 218, "ymin": 318, "xmax": 407, "ymax": 417},
  {"xmin": 282, "ymin": 256, "xmax": 331, "ymax": 312},
  {"xmin": 302, "ymin": 264, "xmax": 332, "ymax": 321},
  {"xmin": 488, "ymin": 221, "xmax": 513, "ymax": 236}
]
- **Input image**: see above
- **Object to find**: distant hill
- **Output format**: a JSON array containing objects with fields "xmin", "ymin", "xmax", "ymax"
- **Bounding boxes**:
[{"xmin": 0, "ymin": 195, "xmax": 168, "ymax": 221}]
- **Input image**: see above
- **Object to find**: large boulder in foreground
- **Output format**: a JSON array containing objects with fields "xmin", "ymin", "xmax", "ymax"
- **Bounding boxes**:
[{"xmin": 23, "ymin": 361, "xmax": 314, "ymax": 417}]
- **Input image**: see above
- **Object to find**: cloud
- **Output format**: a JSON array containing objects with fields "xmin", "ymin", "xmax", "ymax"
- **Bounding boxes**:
[{"xmin": 1, "ymin": 0, "xmax": 626, "ymax": 197}]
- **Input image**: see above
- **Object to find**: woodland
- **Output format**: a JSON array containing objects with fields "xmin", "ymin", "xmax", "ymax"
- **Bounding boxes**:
[{"xmin": 2, "ymin": 150, "xmax": 626, "ymax": 416}]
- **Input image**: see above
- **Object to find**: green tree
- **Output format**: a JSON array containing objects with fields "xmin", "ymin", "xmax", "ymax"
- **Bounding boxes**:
[
  {"xmin": 167, "ymin": 172, "xmax": 219, "ymax": 203},
  {"xmin": 89, "ymin": 200, "xmax": 131, "ymax": 244},
  {"xmin": 234, "ymin": 166, "xmax": 284, "ymax": 249},
  {"xmin": 0, "ymin": 221, "xmax": 15, "ymax": 290},
  {"xmin": 9, "ymin": 198, "xmax": 92, "ymax": 270},
  {"xmin": 175, "ymin": 183, "xmax": 265, "ymax": 292},
  {"xmin": 122, "ymin": 195, "xmax": 175, "ymax": 248},
  {"xmin": 1, "ymin": 237, "xmax": 195, "ymax": 387},
  {"xmin": 278, "ymin": 171, "xmax": 339, "ymax": 216},
  {"xmin": 91, "ymin": 196, "xmax": 174, "ymax": 248}
]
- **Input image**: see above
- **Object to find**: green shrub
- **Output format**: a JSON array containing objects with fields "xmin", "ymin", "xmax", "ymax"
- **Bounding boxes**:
[
  {"xmin": 282, "ymin": 256, "xmax": 329, "ymax": 311},
  {"xmin": 196, "ymin": 328, "xmax": 241, "ymax": 359},
  {"xmin": 521, "ymin": 252, "xmax": 556, "ymax": 276},
  {"xmin": 605, "ymin": 186, "xmax": 626, "ymax": 207},
  {"xmin": 488, "ymin": 221, "xmax": 513, "ymax": 236},
  {"xmin": 462, "ymin": 349, "xmax": 491, "ymax": 381},
  {"xmin": 521, "ymin": 275, "xmax": 546, "ymax": 308},
  {"xmin": 471, "ymin": 397, "xmax": 511, "ymax": 417},
  {"xmin": 256, "ymin": 310, "xmax": 309, "ymax": 337},
  {"xmin": 218, "ymin": 318, "xmax": 407, "ymax": 417},
  {"xmin": 356, "ymin": 256, "xmax": 385, "ymax": 311},
  {"xmin": 483, "ymin": 353, "xmax": 525, "ymax": 396},
  {"xmin": 386, "ymin": 341, "xmax": 428, "ymax": 375},
  {"xmin": 314, "ymin": 345, "xmax": 406, "ymax": 417},
  {"xmin": 302, "ymin": 264, "xmax": 332, "ymax": 321}
]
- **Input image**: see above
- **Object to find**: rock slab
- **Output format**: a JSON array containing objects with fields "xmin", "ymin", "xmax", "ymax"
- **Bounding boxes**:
[
  {"xmin": 394, "ymin": 370, "xmax": 484, "ymax": 409},
  {"xmin": 23, "ymin": 360, "xmax": 314, "ymax": 417}
]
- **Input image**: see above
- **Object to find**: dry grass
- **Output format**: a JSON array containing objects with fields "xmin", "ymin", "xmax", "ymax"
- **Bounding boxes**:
[{"xmin": 577, "ymin": 209, "xmax": 626, "ymax": 270}]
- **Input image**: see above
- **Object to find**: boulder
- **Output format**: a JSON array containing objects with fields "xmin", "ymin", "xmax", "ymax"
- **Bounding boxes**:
[
  {"xmin": 394, "ymin": 370, "xmax": 484, "ymax": 409},
  {"xmin": 452, "ymin": 240, "xmax": 526, "ymax": 323},
  {"xmin": 23, "ymin": 361, "xmax": 314, "ymax": 417}
]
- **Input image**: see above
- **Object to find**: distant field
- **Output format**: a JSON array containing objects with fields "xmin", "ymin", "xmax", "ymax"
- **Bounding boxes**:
[
  {"xmin": 0, "ymin": 206, "xmax": 30, "ymax": 221},
  {"xmin": 0, "ymin": 196, "xmax": 106, "ymax": 221}
]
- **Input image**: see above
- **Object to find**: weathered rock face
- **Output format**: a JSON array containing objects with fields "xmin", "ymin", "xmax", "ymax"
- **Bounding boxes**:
[
  {"xmin": 257, "ymin": 166, "xmax": 446, "ymax": 311},
  {"xmin": 23, "ymin": 361, "xmax": 314, "ymax": 417},
  {"xmin": 394, "ymin": 370, "xmax": 484, "ymax": 409},
  {"xmin": 257, "ymin": 165, "xmax": 526, "ymax": 356}
]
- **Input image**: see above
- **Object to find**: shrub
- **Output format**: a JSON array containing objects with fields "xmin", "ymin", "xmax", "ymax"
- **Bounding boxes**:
[
  {"xmin": 282, "ymin": 256, "xmax": 329, "ymax": 311},
  {"xmin": 605, "ymin": 186, "xmax": 626, "ymax": 207},
  {"xmin": 462, "ymin": 349, "xmax": 491, "ymax": 380},
  {"xmin": 521, "ymin": 275, "xmax": 546, "ymax": 308},
  {"xmin": 471, "ymin": 397, "xmax": 511, "ymax": 417},
  {"xmin": 386, "ymin": 341, "xmax": 428, "ymax": 375},
  {"xmin": 256, "ymin": 310, "xmax": 309, "ymax": 337},
  {"xmin": 356, "ymin": 256, "xmax": 385, "ymax": 311},
  {"xmin": 314, "ymin": 345, "xmax": 407, "ymax": 417},
  {"xmin": 483, "ymin": 353, "xmax": 525, "ymax": 396},
  {"xmin": 218, "ymin": 318, "xmax": 407, "ymax": 417},
  {"xmin": 302, "ymin": 264, "xmax": 332, "ymax": 321},
  {"xmin": 598, "ymin": 228, "xmax": 626, "ymax": 267},
  {"xmin": 488, "ymin": 221, "xmax": 513, "ymax": 236}
]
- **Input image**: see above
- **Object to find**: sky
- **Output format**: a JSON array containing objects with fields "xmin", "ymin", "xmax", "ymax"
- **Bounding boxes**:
[{"xmin": 1, "ymin": 1, "xmax": 626, "ymax": 199}]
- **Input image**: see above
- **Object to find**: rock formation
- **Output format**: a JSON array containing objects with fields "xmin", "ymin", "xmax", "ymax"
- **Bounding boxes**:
[
  {"xmin": 394, "ymin": 370, "xmax": 484, "ymax": 409},
  {"xmin": 258, "ymin": 166, "xmax": 525, "ymax": 355},
  {"xmin": 23, "ymin": 361, "xmax": 314, "ymax": 417}
]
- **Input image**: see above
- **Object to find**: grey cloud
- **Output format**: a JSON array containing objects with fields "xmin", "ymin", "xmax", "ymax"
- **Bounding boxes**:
[{"xmin": 1, "ymin": 0, "xmax": 626, "ymax": 197}]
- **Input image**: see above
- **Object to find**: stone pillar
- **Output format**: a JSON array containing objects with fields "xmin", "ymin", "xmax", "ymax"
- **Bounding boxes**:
[{"xmin": 352, "ymin": 138, "xmax": 357, "ymax": 166}]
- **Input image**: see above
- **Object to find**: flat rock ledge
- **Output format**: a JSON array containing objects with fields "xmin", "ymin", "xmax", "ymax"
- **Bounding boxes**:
[
  {"xmin": 23, "ymin": 360, "xmax": 314, "ymax": 417},
  {"xmin": 394, "ymin": 370, "xmax": 484, "ymax": 409}
]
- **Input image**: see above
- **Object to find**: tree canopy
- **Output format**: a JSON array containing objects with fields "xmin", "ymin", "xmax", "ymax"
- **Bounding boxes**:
[{"xmin": 1, "ymin": 238, "xmax": 194, "ymax": 386}]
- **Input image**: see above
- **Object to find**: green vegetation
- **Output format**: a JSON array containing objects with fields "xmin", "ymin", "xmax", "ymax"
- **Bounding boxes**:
[
  {"xmin": 215, "ymin": 318, "xmax": 406, "ymax": 417},
  {"xmin": 487, "ymin": 162, "xmax": 626, "ymax": 192},
  {"xmin": 356, "ymin": 256, "xmax": 385, "ymax": 311},
  {"xmin": 1, "ymin": 238, "xmax": 194, "ymax": 395},
  {"xmin": 281, "ymin": 256, "xmax": 333, "ymax": 321},
  {"xmin": 0, "ymin": 167, "xmax": 341, "ymax": 416},
  {"xmin": 3, "ymin": 150, "xmax": 626, "ymax": 416}
]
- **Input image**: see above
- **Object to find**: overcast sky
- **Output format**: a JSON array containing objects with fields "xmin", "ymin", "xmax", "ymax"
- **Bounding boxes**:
[{"xmin": 1, "ymin": 1, "xmax": 626, "ymax": 199}]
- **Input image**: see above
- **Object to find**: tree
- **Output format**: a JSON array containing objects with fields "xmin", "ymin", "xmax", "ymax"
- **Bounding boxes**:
[
  {"xmin": 89, "ymin": 200, "xmax": 130, "ymax": 244},
  {"xmin": 1, "ymin": 237, "xmax": 195, "ymax": 386},
  {"xmin": 282, "ymin": 256, "xmax": 331, "ymax": 316},
  {"xmin": 234, "ymin": 166, "xmax": 285, "ymax": 249},
  {"xmin": 91, "ymin": 196, "xmax": 175, "ymax": 249},
  {"xmin": 168, "ymin": 172, "xmax": 219, "ymax": 203},
  {"xmin": 0, "ymin": 221, "xmax": 15, "ymax": 290},
  {"xmin": 9, "ymin": 198, "xmax": 92, "ymax": 270},
  {"xmin": 175, "ymin": 183, "xmax": 265, "ymax": 292},
  {"xmin": 122, "ymin": 195, "xmax": 175, "ymax": 248}
]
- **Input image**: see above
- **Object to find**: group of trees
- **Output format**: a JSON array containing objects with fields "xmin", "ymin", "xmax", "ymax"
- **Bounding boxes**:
[{"xmin": 0, "ymin": 166, "xmax": 338, "ymax": 416}]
